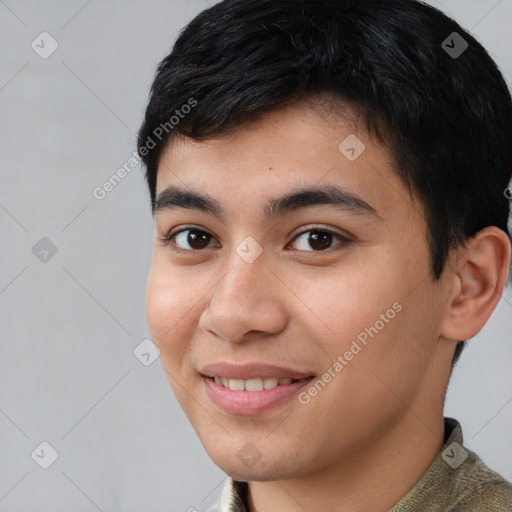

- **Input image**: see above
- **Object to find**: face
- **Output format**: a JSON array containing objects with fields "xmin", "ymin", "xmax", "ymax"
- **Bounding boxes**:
[{"xmin": 146, "ymin": 99, "xmax": 452, "ymax": 482}]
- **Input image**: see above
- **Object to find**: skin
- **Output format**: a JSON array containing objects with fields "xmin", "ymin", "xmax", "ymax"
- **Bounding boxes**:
[{"xmin": 145, "ymin": 98, "xmax": 511, "ymax": 512}]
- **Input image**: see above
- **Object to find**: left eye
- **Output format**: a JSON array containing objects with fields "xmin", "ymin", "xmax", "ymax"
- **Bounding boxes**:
[{"xmin": 289, "ymin": 228, "xmax": 350, "ymax": 252}]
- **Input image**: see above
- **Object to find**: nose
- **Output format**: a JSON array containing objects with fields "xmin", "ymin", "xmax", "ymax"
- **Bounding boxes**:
[{"xmin": 198, "ymin": 248, "xmax": 288, "ymax": 343}]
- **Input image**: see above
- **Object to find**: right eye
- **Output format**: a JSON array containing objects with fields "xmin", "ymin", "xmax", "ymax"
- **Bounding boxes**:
[{"xmin": 160, "ymin": 226, "xmax": 219, "ymax": 252}]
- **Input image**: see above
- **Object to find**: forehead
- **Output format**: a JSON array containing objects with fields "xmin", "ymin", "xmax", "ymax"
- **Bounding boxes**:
[
  {"xmin": 154, "ymin": 100, "xmax": 418, "ymax": 224},
  {"xmin": 158, "ymin": 97, "xmax": 362, "ymax": 172}
]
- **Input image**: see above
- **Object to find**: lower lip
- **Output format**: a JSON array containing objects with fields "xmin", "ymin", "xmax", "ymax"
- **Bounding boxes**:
[{"xmin": 203, "ymin": 376, "xmax": 315, "ymax": 415}]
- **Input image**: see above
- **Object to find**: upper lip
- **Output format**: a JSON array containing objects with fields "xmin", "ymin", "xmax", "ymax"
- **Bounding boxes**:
[{"xmin": 199, "ymin": 362, "xmax": 315, "ymax": 380}]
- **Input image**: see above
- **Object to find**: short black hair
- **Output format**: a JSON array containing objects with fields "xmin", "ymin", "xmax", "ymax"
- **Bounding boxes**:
[{"xmin": 137, "ymin": 0, "xmax": 512, "ymax": 367}]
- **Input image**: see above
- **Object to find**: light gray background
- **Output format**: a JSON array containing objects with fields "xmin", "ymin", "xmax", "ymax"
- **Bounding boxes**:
[{"xmin": 0, "ymin": 1, "xmax": 511, "ymax": 511}]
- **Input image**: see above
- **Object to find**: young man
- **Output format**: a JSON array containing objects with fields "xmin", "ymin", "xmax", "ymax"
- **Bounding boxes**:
[{"xmin": 137, "ymin": 0, "xmax": 512, "ymax": 510}]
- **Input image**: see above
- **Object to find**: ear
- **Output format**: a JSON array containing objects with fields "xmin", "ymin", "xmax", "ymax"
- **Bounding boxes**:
[{"xmin": 440, "ymin": 226, "xmax": 511, "ymax": 341}]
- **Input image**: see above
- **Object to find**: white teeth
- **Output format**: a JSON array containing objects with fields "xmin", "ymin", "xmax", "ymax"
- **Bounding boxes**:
[
  {"xmin": 263, "ymin": 377, "xmax": 279, "ymax": 389},
  {"xmin": 228, "ymin": 379, "xmax": 245, "ymax": 391},
  {"xmin": 245, "ymin": 378, "xmax": 264, "ymax": 391},
  {"xmin": 213, "ymin": 376, "xmax": 296, "ymax": 391}
]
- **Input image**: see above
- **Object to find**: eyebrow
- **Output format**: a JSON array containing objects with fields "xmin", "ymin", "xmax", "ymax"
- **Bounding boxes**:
[{"xmin": 154, "ymin": 185, "xmax": 380, "ymax": 220}]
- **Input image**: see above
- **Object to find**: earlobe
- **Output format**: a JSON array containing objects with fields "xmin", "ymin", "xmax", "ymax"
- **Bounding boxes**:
[{"xmin": 440, "ymin": 226, "xmax": 511, "ymax": 341}]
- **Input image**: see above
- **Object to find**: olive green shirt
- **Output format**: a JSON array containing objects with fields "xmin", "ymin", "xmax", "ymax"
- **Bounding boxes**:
[{"xmin": 208, "ymin": 417, "xmax": 512, "ymax": 511}]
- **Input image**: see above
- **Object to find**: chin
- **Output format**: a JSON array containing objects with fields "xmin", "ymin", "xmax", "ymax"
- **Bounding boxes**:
[
  {"xmin": 218, "ymin": 464, "xmax": 286, "ymax": 483},
  {"xmin": 205, "ymin": 445, "xmax": 304, "ymax": 482}
]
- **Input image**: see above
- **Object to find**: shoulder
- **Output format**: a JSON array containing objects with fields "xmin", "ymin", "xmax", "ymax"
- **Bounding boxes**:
[
  {"xmin": 390, "ymin": 418, "xmax": 512, "ymax": 511},
  {"xmin": 451, "ymin": 453, "xmax": 512, "ymax": 511}
]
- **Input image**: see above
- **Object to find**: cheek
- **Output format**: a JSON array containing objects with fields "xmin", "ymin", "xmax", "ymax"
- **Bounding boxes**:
[
  {"xmin": 145, "ymin": 261, "xmax": 199, "ymax": 355},
  {"xmin": 296, "ymin": 266, "xmax": 429, "ymax": 397},
  {"xmin": 293, "ymin": 270, "xmax": 397, "ymax": 351}
]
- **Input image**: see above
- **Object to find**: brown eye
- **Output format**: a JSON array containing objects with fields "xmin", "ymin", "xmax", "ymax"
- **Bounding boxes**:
[
  {"xmin": 308, "ymin": 231, "xmax": 333, "ymax": 250},
  {"xmin": 290, "ymin": 228, "xmax": 350, "ymax": 252},
  {"xmin": 183, "ymin": 229, "xmax": 212, "ymax": 250},
  {"xmin": 161, "ymin": 227, "xmax": 217, "ymax": 251}
]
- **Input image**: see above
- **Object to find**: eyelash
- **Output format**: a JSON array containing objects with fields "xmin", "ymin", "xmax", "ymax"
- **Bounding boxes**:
[{"xmin": 159, "ymin": 224, "xmax": 352, "ymax": 254}]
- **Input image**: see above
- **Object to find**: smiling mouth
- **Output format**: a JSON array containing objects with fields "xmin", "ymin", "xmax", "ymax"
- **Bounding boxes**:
[
  {"xmin": 202, "ymin": 373, "xmax": 316, "ymax": 414},
  {"xmin": 209, "ymin": 376, "xmax": 311, "ymax": 391}
]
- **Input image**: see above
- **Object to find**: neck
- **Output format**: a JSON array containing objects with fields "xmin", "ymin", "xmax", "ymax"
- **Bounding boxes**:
[{"xmin": 246, "ymin": 413, "xmax": 446, "ymax": 512}]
